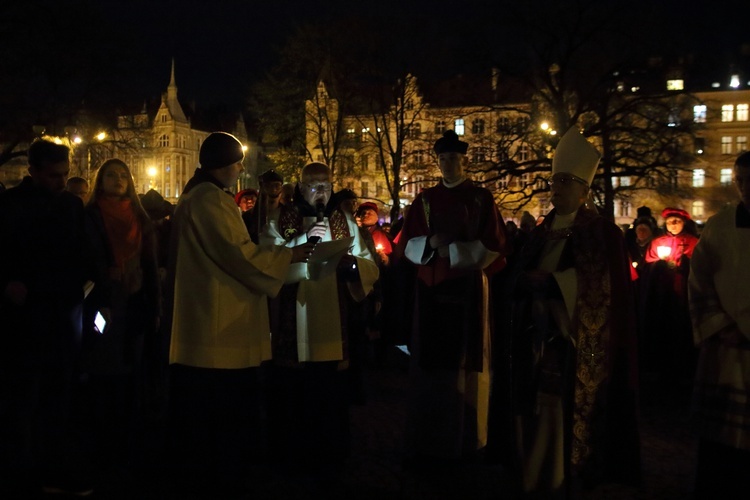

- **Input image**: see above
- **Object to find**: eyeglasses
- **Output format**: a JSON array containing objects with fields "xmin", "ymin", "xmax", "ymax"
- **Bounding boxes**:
[
  {"xmin": 301, "ymin": 182, "xmax": 332, "ymax": 193},
  {"xmin": 547, "ymin": 175, "xmax": 588, "ymax": 188}
]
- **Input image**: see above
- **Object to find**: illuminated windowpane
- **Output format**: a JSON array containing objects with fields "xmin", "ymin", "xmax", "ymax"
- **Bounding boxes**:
[
  {"xmin": 738, "ymin": 136, "xmax": 748, "ymax": 152},
  {"xmin": 692, "ymin": 200, "xmax": 705, "ymax": 218},
  {"xmin": 722, "ymin": 105, "xmax": 734, "ymax": 122},
  {"xmin": 455, "ymin": 119, "xmax": 465, "ymax": 135},
  {"xmin": 738, "ymin": 104, "xmax": 749, "ymax": 121},
  {"xmin": 666, "ymin": 79, "xmax": 684, "ymax": 91},
  {"xmin": 721, "ymin": 168, "xmax": 733, "ymax": 185},
  {"xmin": 692, "ymin": 169, "xmax": 705, "ymax": 187},
  {"xmin": 722, "ymin": 136, "xmax": 733, "ymax": 154},
  {"xmin": 693, "ymin": 105, "xmax": 707, "ymax": 123}
]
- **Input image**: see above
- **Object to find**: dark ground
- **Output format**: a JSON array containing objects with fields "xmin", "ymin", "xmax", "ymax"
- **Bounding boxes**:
[{"xmin": 5, "ymin": 348, "xmax": 697, "ymax": 499}]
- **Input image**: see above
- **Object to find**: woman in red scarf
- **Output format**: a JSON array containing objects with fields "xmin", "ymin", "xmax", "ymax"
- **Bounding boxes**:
[{"xmin": 83, "ymin": 158, "xmax": 160, "ymax": 469}]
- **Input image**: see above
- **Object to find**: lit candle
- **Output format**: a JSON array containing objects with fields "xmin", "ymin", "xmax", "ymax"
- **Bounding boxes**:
[{"xmin": 656, "ymin": 245, "xmax": 672, "ymax": 260}]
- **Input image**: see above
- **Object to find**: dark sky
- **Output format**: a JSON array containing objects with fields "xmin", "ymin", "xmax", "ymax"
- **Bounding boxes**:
[{"xmin": 4, "ymin": 0, "xmax": 750, "ymax": 126}]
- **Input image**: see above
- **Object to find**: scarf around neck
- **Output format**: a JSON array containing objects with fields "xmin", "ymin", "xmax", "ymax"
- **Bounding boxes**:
[{"xmin": 97, "ymin": 197, "xmax": 142, "ymax": 269}]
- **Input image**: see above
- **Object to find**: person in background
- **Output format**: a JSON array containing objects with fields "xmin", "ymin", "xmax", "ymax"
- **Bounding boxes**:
[
  {"xmin": 642, "ymin": 207, "xmax": 699, "ymax": 403},
  {"xmin": 625, "ymin": 215, "xmax": 658, "ymax": 376},
  {"xmin": 356, "ymin": 201, "xmax": 392, "ymax": 265},
  {"xmin": 0, "ymin": 138, "xmax": 93, "ymax": 497},
  {"xmin": 244, "ymin": 169, "xmax": 284, "ymax": 244},
  {"xmin": 506, "ymin": 128, "xmax": 639, "ymax": 497},
  {"xmin": 83, "ymin": 158, "xmax": 161, "ymax": 472},
  {"xmin": 235, "ymin": 187, "xmax": 257, "ymax": 213},
  {"xmin": 167, "ymin": 132, "xmax": 312, "ymax": 498},
  {"xmin": 280, "ymin": 182, "xmax": 295, "ymax": 206},
  {"xmin": 396, "ymin": 130, "xmax": 507, "ymax": 468},
  {"xmin": 689, "ymin": 151, "xmax": 750, "ymax": 499},
  {"xmin": 66, "ymin": 176, "xmax": 90, "ymax": 203}
]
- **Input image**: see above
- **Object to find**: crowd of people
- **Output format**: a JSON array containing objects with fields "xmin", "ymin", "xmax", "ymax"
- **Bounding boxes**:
[{"xmin": 0, "ymin": 129, "xmax": 748, "ymax": 499}]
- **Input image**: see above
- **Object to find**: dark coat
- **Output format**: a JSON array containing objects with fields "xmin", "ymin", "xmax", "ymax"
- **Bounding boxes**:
[{"xmin": 0, "ymin": 177, "xmax": 90, "ymax": 367}]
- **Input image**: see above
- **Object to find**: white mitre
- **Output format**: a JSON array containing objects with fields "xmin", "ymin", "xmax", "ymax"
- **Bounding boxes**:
[{"xmin": 552, "ymin": 128, "xmax": 601, "ymax": 186}]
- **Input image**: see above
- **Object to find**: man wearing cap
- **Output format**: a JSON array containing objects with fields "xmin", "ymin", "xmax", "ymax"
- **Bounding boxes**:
[
  {"xmin": 356, "ymin": 201, "xmax": 392, "ymax": 263},
  {"xmin": 167, "ymin": 132, "xmax": 313, "ymax": 497},
  {"xmin": 689, "ymin": 150, "xmax": 750, "ymax": 498},
  {"xmin": 396, "ymin": 130, "xmax": 507, "ymax": 466},
  {"xmin": 508, "ymin": 128, "xmax": 640, "ymax": 496},
  {"xmin": 261, "ymin": 162, "xmax": 379, "ymax": 473}
]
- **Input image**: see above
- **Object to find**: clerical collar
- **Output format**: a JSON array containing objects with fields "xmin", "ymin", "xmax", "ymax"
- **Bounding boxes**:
[
  {"xmin": 442, "ymin": 176, "xmax": 467, "ymax": 188},
  {"xmin": 737, "ymin": 203, "xmax": 750, "ymax": 228}
]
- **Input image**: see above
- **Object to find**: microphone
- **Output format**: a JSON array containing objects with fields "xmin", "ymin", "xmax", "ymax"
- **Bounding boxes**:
[
  {"xmin": 315, "ymin": 202, "xmax": 325, "ymax": 223},
  {"xmin": 308, "ymin": 202, "xmax": 326, "ymax": 244}
]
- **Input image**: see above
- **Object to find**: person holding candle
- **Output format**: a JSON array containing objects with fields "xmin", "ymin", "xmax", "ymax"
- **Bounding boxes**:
[{"xmin": 642, "ymin": 207, "xmax": 699, "ymax": 404}]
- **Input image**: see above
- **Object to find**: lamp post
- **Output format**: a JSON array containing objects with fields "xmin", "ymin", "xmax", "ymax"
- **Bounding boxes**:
[{"xmin": 74, "ymin": 132, "xmax": 107, "ymax": 184}]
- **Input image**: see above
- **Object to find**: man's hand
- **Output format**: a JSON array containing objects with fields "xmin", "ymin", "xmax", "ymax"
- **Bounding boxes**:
[
  {"xmin": 306, "ymin": 223, "xmax": 327, "ymax": 240},
  {"xmin": 291, "ymin": 242, "xmax": 316, "ymax": 263},
  {"xmin": 3, "ymin": 281, "xmax": 28, "ymax": 306}
]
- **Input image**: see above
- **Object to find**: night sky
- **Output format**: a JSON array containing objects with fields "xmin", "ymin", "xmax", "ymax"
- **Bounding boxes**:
[{"xmin": 3, "ymin": 0, "xmax": 750, "ymax": 129}]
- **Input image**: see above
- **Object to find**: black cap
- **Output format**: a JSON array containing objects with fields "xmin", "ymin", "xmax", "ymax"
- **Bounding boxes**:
[
  {"xmin": 199, "ymin": 132, "xmax": 244, "ymax": 170},
  {"xmin": 259, "ymin": 169, "xmax": 283, "ymax": 183},
  {"xmin": 433, "ymin": 130, "xmax": 468, "ymax": 155}
]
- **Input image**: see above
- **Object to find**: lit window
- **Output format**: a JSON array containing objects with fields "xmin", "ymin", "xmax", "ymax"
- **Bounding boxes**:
[
  {"xmin": 721, "ymin": 168, "xmax": 733, "ymax": 185},
  {"xmin": 693, "ymin": 105, "xmax": 707, "ymax": 123},
  {"xmin": 722, "ymin": 105, "xmax": 734, "ymax": 122},
  {"xmin": 722, "ymin": 136, "xmax": 733, "ymax": 154},
  {"xmin": 738, "ymin": 136, "xmax": 748, "ymax": 152},
  {"xmin": 455, "ymin": 119, "xmax": 465, "ymax": 135},
  {"xmin": 666, "ymin": 79, "xmax": 684, "ymax": 91},
  {"xmin": 730, "ymin": 75, "xmax": 741, "ymax": 89},
  {"xmin": 692, "ymin": 168, "xmax": 705, "ymax": 187},
  {"xmin": 621, "ymin": 176, "xmax": 631, "ymax": 187},
  {"xmin": 692, "ymin": 200, "xmax": 705, "ymax": 218},
  {"xmin": 738, "ymin": 104, "xmax": 749, "ymax": 121}
]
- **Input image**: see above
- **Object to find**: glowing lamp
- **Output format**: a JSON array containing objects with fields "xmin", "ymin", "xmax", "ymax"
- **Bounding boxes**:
[
  {"xmin": 656, "ymin": 245, "xmax": 672, "ymax": 260},
  {"xmin": 632, "ymin": 262, "xmax": 638, "ymax": 269},
  {"xmin": 376, "ymin": 244, "xmax": 384, "ymax": 251}
]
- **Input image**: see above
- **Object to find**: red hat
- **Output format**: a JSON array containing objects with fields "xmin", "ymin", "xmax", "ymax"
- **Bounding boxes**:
[
  {"xmin": 661, "ymin": 207, "xmax": 690, "ymax": 220},
  {"xmin": 358, "ymin": 202, "xmax": 379, "ymax": 213},
  {"xmin": 234, "ymin": 188, "xmax": 257, "ymax": 206}
]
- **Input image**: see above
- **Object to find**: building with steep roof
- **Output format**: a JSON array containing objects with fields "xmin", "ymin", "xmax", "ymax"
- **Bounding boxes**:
[{"xmin": 96, "ymin": 60, "xmax": 255, "ymax": 201}]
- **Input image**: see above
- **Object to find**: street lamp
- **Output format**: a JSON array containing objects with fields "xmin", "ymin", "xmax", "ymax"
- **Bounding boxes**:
[{"xmin": 147, "ymin": 166, "xmax": 157, "ymax": 191}]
